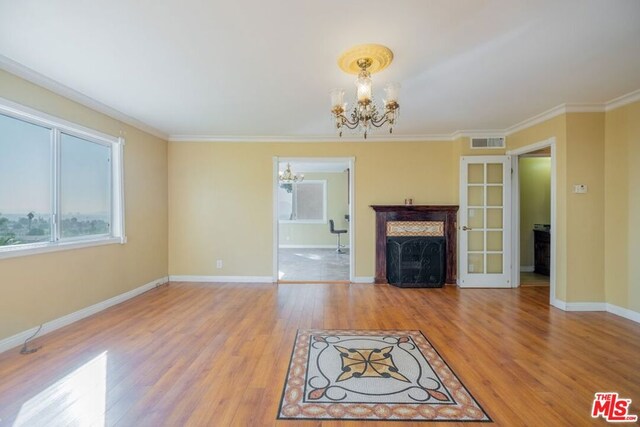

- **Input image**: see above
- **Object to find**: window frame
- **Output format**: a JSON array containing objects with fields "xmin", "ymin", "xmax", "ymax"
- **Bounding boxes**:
[
  {"xmin": 278, "ymin": 179, "xmax": 327, "ymax": 224},
  {"xmin": 0, "ymin": 97, "xmax": 126, "ymax": 260}
]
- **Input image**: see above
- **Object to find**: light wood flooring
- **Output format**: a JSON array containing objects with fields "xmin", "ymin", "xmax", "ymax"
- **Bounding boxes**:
[
  {"xmin": 520, "ymin": 271, "xmax": 550, "ymax": 287},
  {"xmin": 0, "ymin": 282, "xmax": 638, "ymax": 426}
]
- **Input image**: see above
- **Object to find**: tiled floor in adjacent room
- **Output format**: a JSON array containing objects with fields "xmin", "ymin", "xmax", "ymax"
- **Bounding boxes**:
[{"xmin": 278, "ymin": 248, "xmax": 349, "ymax": 281}]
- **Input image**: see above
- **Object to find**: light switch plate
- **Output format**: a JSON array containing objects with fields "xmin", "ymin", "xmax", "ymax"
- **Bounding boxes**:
[{"xmin": 573, "ymin": 184, "xmax": 588, "ymax": 194}]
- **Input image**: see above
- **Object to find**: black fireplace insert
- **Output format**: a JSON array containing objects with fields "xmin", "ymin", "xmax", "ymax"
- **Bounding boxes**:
[{"xmin": 386, "ymin": 237, "xmax": 445, "ymax": 288}]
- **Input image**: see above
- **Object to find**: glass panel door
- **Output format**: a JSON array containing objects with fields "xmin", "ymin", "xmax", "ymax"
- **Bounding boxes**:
[{"xmin": 459, "ymin": 156, "xmax": 511, "ymax": 287}]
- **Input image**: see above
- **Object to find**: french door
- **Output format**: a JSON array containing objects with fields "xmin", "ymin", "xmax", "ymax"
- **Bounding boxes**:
[{"xmin": 459, "ymin": 156, "xmax": 512, "ymax": 287}]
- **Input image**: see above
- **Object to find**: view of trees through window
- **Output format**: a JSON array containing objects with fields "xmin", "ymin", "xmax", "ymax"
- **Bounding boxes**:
[{"xmin": 0, "ymin": 213, "xmax": 110, "ymax": 247}]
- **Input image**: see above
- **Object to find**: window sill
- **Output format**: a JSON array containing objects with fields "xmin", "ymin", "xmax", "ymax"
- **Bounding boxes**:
[{"xmin": 0, "ymin": 236, "xmax": 126, "ymax": 260}]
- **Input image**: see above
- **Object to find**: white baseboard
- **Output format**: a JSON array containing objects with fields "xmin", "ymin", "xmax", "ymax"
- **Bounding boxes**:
[
  {"xmin": 520, "ymin": 266, "xmax": 535, "ymax": 272},
  {"xmin": 605, "ymin": 303, "xmax": 640, "ymax": 323},
  {"xmin": 169, "ymin": 275, "xmax": 274, "ymax": 283},
  {"xmin": 278, "ymin": 245, "xmax": 350, "ymax": 249},
  {"xmin": 564, "ymin": 302, "xmax": 607, "ymax": 311},
  {"xmin": 352, "ymin": 276, "xmax": 374, "ymax": 284},
  {"xmin": 550, "ymin": 298, "xmax": 566, "ymax": 310},
  {"xmin": 552, "ymin": 299, "xmax": 639, "ymax": 323},
  {"xmin": 0, "ymin": 276, "xmax": 169, "ymax": 354}
]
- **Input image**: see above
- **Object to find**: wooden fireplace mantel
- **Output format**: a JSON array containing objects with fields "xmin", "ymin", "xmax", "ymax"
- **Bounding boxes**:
[{"xmin": 370, "ymin": 205, "xmax": 459, "ymax": 285}]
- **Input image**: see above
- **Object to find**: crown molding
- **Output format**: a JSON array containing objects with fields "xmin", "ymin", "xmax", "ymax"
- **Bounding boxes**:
[
  {"xmin": 564, "ymin": 103, "xmax": 606, "ymax": 113},
  {"xmin": 0, "ymin": 54, "xmax": 169, "ymax": 141},
  {"xmin": 1, "ymin": 54, "xmax": 637, "ymax": 143},
  {"xmin": 605, "ymin": 88, "xmax": 640, "ymax": 111},
  {"xmin": 451, "ymin": 130, "xmax": 506, "ymax": 139},
  {"xmin": 168, "ymin": 134, "xmax": 455, "ymax": 143}
]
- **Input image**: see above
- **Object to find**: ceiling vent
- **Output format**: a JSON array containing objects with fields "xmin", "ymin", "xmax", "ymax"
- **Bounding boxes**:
[{"xmin": 470, "ymin": 137, "xmax": 505, "ymax": 149}]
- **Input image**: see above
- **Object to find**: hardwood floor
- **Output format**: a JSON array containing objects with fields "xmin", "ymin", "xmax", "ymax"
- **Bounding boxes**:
[
  {"xmin": 0, "ymin": 282, "xmax": 638, "ymax": 426},
  {"xmin": 520, "ymin": 271, "xmax": 550, "ymax": 287}
]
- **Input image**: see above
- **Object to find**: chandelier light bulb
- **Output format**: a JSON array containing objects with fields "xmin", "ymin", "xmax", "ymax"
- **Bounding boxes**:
[
  {"xmin": 355, "ymin": 71, "xmax": 372, "ymax": 104},
  {"xmin": 330, "ymin": 88, "xmax": 345, "ymax": 109},
  {"xmin": 384, "ymin": 82, "xmax": 400, "ymax": 104}
]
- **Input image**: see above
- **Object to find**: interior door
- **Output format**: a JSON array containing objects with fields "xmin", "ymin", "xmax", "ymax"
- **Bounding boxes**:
[{"xmin": 459, "ymin": 156, "xmax": 511, "ymax": 287}]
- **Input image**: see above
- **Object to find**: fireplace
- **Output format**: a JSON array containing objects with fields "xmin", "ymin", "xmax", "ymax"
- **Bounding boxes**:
[{"xmin": 371, "ymin": 205, "xmax": 459, "ymax": 286}]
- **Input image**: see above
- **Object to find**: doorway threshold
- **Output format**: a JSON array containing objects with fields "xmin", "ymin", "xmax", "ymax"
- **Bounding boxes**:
[{"xmin": 278, "ymin": 280, "xmax": 350, "ymax": 285}]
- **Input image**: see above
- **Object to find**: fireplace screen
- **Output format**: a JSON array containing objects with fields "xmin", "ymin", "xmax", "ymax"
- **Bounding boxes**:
[{"xmin": 386, "ymin": 237, "xmax": 445, "ymax": 287}]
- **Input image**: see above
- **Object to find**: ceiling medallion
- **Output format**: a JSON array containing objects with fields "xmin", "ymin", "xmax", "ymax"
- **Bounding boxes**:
[{"xmin": 330, "ymin": 44, "xmax": 400, "ymax": 139}]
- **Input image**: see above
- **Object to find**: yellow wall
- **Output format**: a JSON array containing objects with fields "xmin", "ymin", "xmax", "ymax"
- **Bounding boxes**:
[
  {"xmin": 0, "ymin": 70, "xmax": 169, "ymax": 341},
  {"xmin": 564, "ymin": 113, "xmax": 605, "ymax": 302},
  {"xmin": 519, "ymin": 157, "xmax": 551, "ymax": 268},
  {"xmin": 605, "ymin": 100, "xmax": 640, "ymax": 312},
  {"xmin": 506, "ymin": 112, "xmax": 610, "ymax": 304},
  {"xmin": 279, "ymin": 172, "xmax": 349, "ymax": 247},
  {"xmin": 168, "ymin": 141, "xmax": 458, "ymax": 277},
  {"xmin": 506, "ymin": 114, "xmax": 568, "ymax": 301}
]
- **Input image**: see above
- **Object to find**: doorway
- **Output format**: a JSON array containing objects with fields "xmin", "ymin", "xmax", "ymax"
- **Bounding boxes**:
[
  {"xmin": 508, "ymin": 138, "xmax": 557, "ymax": 304},
  {"xmin": 272, "ymin": 157, "xmax": 354, "ymax": 283}
]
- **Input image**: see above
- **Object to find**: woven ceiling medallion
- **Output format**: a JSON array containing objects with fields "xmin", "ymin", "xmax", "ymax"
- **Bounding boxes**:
[{"xmin": 337, "ymin": 44, "xmax": 394, "ymax": 75}]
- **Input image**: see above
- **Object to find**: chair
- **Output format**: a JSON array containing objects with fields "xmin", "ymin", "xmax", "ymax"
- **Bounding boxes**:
[{"xmin": 329, "ymin": 220, "xmax": 347, "ymax": 253}]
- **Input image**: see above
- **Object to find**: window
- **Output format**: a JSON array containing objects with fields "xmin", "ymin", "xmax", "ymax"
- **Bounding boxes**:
[
  {"xmin": 278, "ymin": 180, "xmax": 327, "ymax": 223},
  {"xmin": 0, "ymin": 98, "xmax": 125, "ymax": 258}
]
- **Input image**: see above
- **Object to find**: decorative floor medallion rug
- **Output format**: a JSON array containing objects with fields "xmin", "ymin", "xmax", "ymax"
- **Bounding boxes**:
[{"xmin": 277, "ymin": 330, "xmax": 491, "ymax": 422}]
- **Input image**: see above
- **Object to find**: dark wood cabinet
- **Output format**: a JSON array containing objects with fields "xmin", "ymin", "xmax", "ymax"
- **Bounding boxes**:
[{"xmin": 534, "ymin": 230, "xmax": 550, "ymax": 276}]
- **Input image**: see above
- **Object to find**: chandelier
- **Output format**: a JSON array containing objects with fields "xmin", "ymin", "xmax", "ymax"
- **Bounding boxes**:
[
  {"xmin": 330, "ymin": 44, "xmax": 400, "ymax": 139},
  {"xmin": 279, "ymin": 163, "xmax": 304, "ymax": 183}
]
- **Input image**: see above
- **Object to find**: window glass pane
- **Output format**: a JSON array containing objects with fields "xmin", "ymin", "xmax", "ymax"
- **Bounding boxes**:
[
  {"xmin": 295, "ymin": 182, "xmax": 324, "ymax": 220},
  {"xmin": 468, "ymin": 253, "xmax": 484, "ymax": 274},
  {"xmin": 468, "ymin": 230, "xmax": 484, "ymax": 251},
  {"xmin": 487, "ymin": 254, "xmax": 503, "ymax": 273},
  {"xmin": 486, "ymin": 163, "xmax": 503, "ymax": 183},
  {"xmin": 487, "ymin": 185, "xmax": 503, "ymax": 206},
  {"xmin": 0, "ymin": 114, "xmax": 52, "ymax": 247},
  {"xmin": 468, "ymin": 164, "xmax": 484, "ymax": 184},
  {"xmin": 486, "ymin": 208, "xmax": 503, "ymax": 229},
  {"xmin": 468, "ymin": 208, "xmax": 483, "ymax": 229},
  {"xmin": 467, "ymin": 186, "xmax": 484, "ymax": 206},
  {"xmin": 487, "ymin": 231, "xmax": 503, "ymax": 251},
  {"xmin": 60, "ymin": 133, "xmax": 111, "ymax": 238}
]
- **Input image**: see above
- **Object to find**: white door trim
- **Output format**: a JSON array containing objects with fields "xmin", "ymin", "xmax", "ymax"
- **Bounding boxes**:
[
  {"xmin": 507, "ymin": 137, "xmax": 557, "ymax": 306},
  {"xmin": 273, "ymin": 156, "xmax": 355, "ymax": 282}
]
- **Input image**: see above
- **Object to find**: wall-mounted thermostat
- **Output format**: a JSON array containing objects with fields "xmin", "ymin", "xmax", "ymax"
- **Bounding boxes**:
[{"xmin": 573, "ymin": 184, "xmax": 588, "ymax": 194}]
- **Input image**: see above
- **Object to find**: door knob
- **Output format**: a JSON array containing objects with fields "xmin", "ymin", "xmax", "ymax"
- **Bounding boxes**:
[{"xmin": 462, "ymin": 226, "xmax": 473, "ymax": 231}]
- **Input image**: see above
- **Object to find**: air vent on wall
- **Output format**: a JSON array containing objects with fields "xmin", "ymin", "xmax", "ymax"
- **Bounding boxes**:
[{"xmin": 470, "ymin": 137, "xmax": 505, "ymax": 149}]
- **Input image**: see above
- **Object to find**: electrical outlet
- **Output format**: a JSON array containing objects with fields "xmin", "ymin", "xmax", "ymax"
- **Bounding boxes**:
[{"xmin": 216, "ymin": 260, "xmax": 223, "ymax": 269}]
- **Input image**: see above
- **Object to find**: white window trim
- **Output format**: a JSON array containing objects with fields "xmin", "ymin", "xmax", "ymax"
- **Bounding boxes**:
[
  {"xmin": 278, "ymin": 180, "xmax": 327, "ymax": 224},
  {"xmin": 0, "ymin": 96, "xmax": 126, "ymax": 260}
]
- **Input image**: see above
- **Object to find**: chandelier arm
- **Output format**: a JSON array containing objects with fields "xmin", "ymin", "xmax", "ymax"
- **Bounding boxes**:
[
  {"xmin": 369, "ymin": 116, "xmax": 390, "ymax": 128},
  {"xmin": 338, "ymin": 114, "xmax": 361, "ymax": 129}
]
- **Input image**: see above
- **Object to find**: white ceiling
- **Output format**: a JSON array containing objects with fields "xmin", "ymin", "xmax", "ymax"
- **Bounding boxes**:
[{"xmin": 1, "ymin": 0, "xmax": 639, "ymax": 140}]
